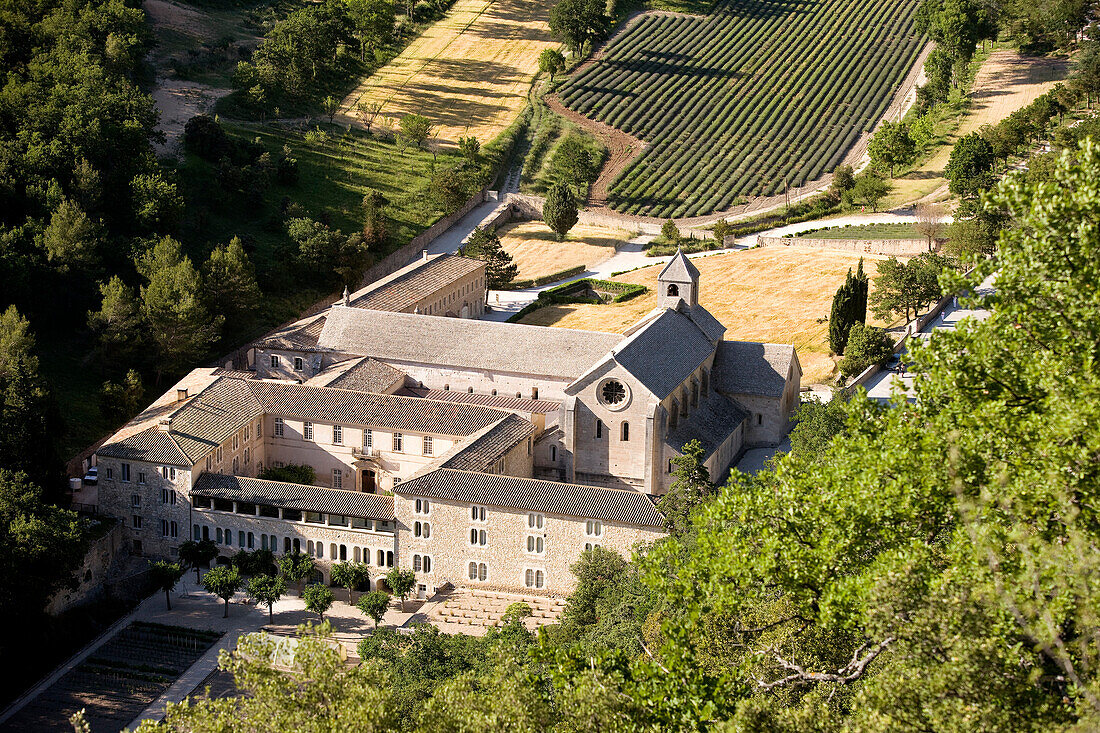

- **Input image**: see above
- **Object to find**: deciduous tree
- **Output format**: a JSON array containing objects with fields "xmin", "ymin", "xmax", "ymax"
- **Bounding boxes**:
[
  {"xmin": 249, "ymin": 573, "xmax": 287, "ymax": 622},
  {"xmin": 385, "ymin": 567, "xmax": 416, "ymax": 611},
  {"xmin": 179, "ymin": 539, "xmax": 219, "ymax": 583},
  {"xmin": 868, "ymin": 120, "xmax": 917, "ymax": 177},
  {"xmin": 357, "ymin": 589, "xmax": 391, "ymax": 627},
  {"xmin": 279, "ymin": 551, "xmax": 315, "ymax": 594},
  {"xmin": 303, "ymin": 583, "xmax": 335, "ymax": 620},
  {"xmin": 150, "ymin": 561, "xmax": 185, "ymax": 610},
  {"xmin": 203, "ymin": 565, "xmax": 243, "ymax": 618},
  {"xmin": 331, "ymin": 561, "xmax": 371, "ymax": 603}
]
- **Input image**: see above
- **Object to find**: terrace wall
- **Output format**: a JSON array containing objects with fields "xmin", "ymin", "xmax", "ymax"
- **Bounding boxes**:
[{"xmin": 755, "ymin": 235, "xmax": 935, "ymax": 257}]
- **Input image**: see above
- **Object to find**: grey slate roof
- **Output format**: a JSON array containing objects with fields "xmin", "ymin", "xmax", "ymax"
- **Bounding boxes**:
[
  {"xmin": 685, "ymin": 304, "xmax": 726, "ymax": 344},
  {"xmin": 611, "ymin": 308, "xmax": 716, "ymax": 400},
  {"xmin": 658, "ymin": 249, "xmax": 700, "ymax": 282},
  {"xmin": 665, "ymin": 393, "xmax": 749, "ymax": 459},
  {"xmin": 395, "ymin": 469, "xmax": 664, "ymax": 527},
  {"xmin": 713, "ymin": 341, "xmax": 797, "ymax": 398},
  {"xmin": 256, "ymin": 315, "xmax": 326, "ymax": 350},
  {"xmin": 348, "ymin": 254, "xmax": 485, "ymax": 312},
  {"xmin": 248, "ymin": 381, "xmax": 512, "ymax": 437},
  {"xmin": 96, "ymin": 428, "xmax": 190, "ymax": 466},
  {"xmin": 402, "ymin": 387, "xmax": 561, "ymax": 414},
  {"xmin": 317, "ymin": 306, "xmax": 623, "ymax": 379},
  {"xmin": 440, "ymin": 414, "xmax": 535, "ymax": 472},
  {"xmin": 192, "ymin": 473, "xmax": 395, "ymax": 520},
  {"xmin": 323, "ymin": 358, "xmax": 406, "ymax": 394}
]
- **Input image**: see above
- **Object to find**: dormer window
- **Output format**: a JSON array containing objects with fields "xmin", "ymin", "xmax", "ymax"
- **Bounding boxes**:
[{"xmin": 667, "ymin": 283, "xmax": 679, "ymax": 296}]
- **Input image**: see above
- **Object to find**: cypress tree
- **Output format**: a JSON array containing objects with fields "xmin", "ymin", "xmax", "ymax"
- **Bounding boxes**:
[
  {"xmin": 852, "ymin": 258, "xmax": 869, "ymax": 325},
  {"xmin": 829, "ymin": 270, "xmax": 855, "ymax": 355}
]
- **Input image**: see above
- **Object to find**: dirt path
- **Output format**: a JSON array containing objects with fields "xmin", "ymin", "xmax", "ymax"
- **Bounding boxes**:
[
  {"xmin": 888, "ymin": 48, "xmax": 1069, "ymax": 207},
  {"xmin": 150, "ymin": 79, "xmax": 231, "ymax": 155}
]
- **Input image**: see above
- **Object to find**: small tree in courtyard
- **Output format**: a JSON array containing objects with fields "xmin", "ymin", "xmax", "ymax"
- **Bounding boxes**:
[
  {"xmin": 202, "ymin": 565, "xmax": 243, "ymax": 618},
  {"xmin": 331, "ymin": 561, "xmax": 371, "ymax": 603},
  {"xmin": 543, "ymin": 183, "xmax": 578, "ymax": 240},
  {"xmin": 249, "ymin": 574, "xmax": 286, "ymax": 622},
  {"xmin": 462, "ymin": 226, "xmax": 518, "ymax": 293},
  {"xmin": 150, "ymin": 561, "xmax": 185, "ymax": 610},
  {"xmin": 278, "ymin": 551, "xmax": 314, "ymax": 595},
  {"xmin": 303, "ymin": 583, "xmax": 335, "ymax": 621},
  {"xmin": 385, "ymin": 567, "xmax": 417, "ymax": 611},
  {"xmin": 179, "ymin": 539, "xmax": 218, "ymax": 583},
  {"xmin": 357, "ymin": 589, "xmax": 391, "ymax": 628}
]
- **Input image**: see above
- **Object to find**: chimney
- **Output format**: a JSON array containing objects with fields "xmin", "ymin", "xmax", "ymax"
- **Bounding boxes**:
[
  {"xmin": 342, "ymin": 286, "xmax": 350, "ymax": 306},
  {"xmin": 176, "ymin": 388, "xmax": 188, "ymax": 402},
  {"xmin": 158, "ymin": 417, "xmax": 172, "ymax": 432},
  {"xmin": 422, "ymin": 249, "xmax": 429, "ymax": 261}
]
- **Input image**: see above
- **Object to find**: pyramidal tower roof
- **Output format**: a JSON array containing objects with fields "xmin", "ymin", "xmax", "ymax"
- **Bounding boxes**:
[{"xmin": 658, "ymin": 248, "xmax": 700, "ymax": 282}]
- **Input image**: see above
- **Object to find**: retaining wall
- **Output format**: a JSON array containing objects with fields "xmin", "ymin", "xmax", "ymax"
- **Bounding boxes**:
[{"xmin": 757, "ymin": 235, "xmax": 935, "ymax": 257}]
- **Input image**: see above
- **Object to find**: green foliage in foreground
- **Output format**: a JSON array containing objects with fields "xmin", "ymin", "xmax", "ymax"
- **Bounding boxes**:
[{"xmin": 127, "ymin": 142, "xmax": 1100, "ymax": 731}]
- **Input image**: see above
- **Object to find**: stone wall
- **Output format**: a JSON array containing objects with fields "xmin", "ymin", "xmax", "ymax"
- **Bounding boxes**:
[
  {"xmin": 755, "ymin": 235, "xmax": 936, "ymax": 257},
  {"xmin": 46, "ymin": 521, "xmax": 124, "ymax": 615}
]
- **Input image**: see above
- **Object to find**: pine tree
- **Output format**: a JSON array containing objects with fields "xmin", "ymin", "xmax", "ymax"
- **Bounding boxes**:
[
  {"xmin": 203, "ymin": 237, "xmax": 262, "ymax": 338},
  {"xmin": 462, "ymin": 226, "xmax": 518, "ymax": 292},
  {"xmin": 543, "ymin": 183, "xmax": 579, "ymax": 240}
]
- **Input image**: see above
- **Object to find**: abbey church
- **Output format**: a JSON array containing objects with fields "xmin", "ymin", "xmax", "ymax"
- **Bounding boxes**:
[{"xmin": 94, "ymin": 251, "xmax": 800, "ymax": 598}]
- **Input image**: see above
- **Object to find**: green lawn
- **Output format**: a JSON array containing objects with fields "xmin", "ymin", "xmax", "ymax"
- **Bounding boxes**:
[{"xmin": 793, "ymin": 223, "xmax": 925, "ymax": 240}]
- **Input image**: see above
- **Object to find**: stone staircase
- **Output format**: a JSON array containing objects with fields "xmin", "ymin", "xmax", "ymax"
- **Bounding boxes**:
[{"xmin": 426, "ymin": 587, "xmax": 567, "ymax": 631}]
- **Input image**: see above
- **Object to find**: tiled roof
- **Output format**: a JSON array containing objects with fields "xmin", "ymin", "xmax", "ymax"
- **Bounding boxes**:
[
  {"xmin": 611, "ymin": 308, "xmax": 716, "ymax": 400},
  {"xmin": 321, "ymin": 358, "xmax": 405, "ymax": 394},
  {"xmin": 247, "ymin": 381, "xmax": 511, "ymax": 437},
  {"xmin": 440, "ymin": 415, "xmax": 536, "ymax": 472},
  {"xmin": 685, "ymin": 305, "xmax": 726, "ymax": 344},
  {"xmin": 317, "ymin": 306, "xmax": 622, "ymax": 379},
  {"xmin": 256, "ymin": 315, "xmax": 326, "ymax": 350},
  {"xmin": 401, "ymin": 387, "xmax": 561, "ymax": 414},
  {"xmin": 192, "ymin": 473, "xmax": 395, "ymax": 520},
  {"xmin": 97, "ymin": 428, "xmax": 190, "ymax": 466},
  {"xmin": 665, "ymin": 393, "xmax": 749, "ymax": 460},
  {"xmin": 713, "ymin": 341, "xmax": 797, "ymax": 398},
  {"xmin": 658, "ymin": 250, "xmax": 700, "ymax": 282},
  {"xmin": 348, "ymin": 254, "xmax": 485, "ymax": 312},
  {"xmin": 395, "ymin": 469, "xmax": 664, "ymax": 527}
]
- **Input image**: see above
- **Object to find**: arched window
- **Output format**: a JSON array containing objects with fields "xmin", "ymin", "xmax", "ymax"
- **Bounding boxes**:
[
  {"xmin": 293, "ymin": 538, "xmax": 301, "ymax": 553},
  {"xmin": 386, "ymin": 551, "xmax": 394, "ymax": 567},
  {"xmin": 595, "ymin": 419, "xmax": 603, "ymax": 438},
  {"xmin": 330, "ymin": 543, "xmax": 337, "ymax": 560},
  {"xmin": 669, "ymin": 401, "xmax": 679, "ymax": 429},
  {"xmin": 216, "ymin": 528, "xmax": 223, "ymax": 543},
  {"xmin": 354, "ymin": 547, "xmax": 361, "ymax": 562},
  {"xmin": 667, "ymin": 283, "xmax": 679, "ymax": 296},
  {"xmin": 307, "ymin": 540, "xmax": 314, "ymax": 556},
  {"xmin": 550, "ymin": 445, "xmax": 557, "ymax": 462},
  {"xmin": 692, "ymin": 380, "xmax": 699, "ymax": 407},
  {"xmin": 377, "ymin": 549, "xmax": 384, "ymax": 566},
  {"xmin": 701, "ymin": 368, "xmax": 709, "ymax": 396},
  {"xmin": 525, "ymin": 569, "xmax": 534, "ymax": 587},
  {"xmin": 340, "ymin": 544, "xmax": 347, "ymax": 561},
  {"xmin": 621, "ymin": 422, "xmax": 629, "ymax": 441},
  {"xmin": 285, "ymin": 537, "xmax": 292, "ymax": 554}
]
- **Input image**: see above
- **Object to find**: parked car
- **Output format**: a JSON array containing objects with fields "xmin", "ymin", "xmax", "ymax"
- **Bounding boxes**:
[{"xmin": 82, "ymin": 466, "xmax": 98, "ymax": 486}]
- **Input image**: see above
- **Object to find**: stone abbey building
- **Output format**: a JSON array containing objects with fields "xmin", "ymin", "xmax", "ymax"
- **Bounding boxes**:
[{"xmin": 95, "ymin": 252, "xmax": 800, "ymax": 598}]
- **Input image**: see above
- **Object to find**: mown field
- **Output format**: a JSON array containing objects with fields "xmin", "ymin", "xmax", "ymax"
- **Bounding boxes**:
[
  {"xmin": 340, "ymin": 0, "xmax": 558, "ymax": 145},
  {"xmin": 557, "ymin": 0, "xmax": 925, "ymax": 218},
  {"xmin": 497, "ymin": 221, "xmax": 634, "ymax": 279},
  {"xmin": 519, "ymin": 247, "xmax": 896, "ymax": 384}
]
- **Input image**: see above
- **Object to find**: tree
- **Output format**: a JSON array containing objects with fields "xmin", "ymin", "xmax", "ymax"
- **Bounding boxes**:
[
  {"xmin": 357, "ymin": 99, "xmax": 385, "ymax": 133},
  {"xmin": 660, "ymin": 219, "xmax": 680, "ymax": 244},
  {"xmin": 150, "ymin": 561, "xmax": 185, "ymax": 610},
  {"xmin": 130, "ymin": 172, "xmax": 183, "ymax": 233},
  {"xmin": 656, "ymin": 440, "xmax": 714, "ymax": 536},
  {"xmin": 711, "ymin": 219, "xmax": 732, "ymax": 246},
  {"xmin": 852, "ymin": 172, "xmax": 888, "ymax": 211},
  {"xmin": 398, "ymin": 113, "xmax": 431, "ymax": 150},
  {"xmin": 945, "ymin": 206, "xmax": 1005, "ymax": 265},
  {"xmin": 946, "ymin": 132, "xmax": 996, "ymax": 200},
  {"xmin": 279, "ymin": 551, "xmax": 315, "ymax": 594},
  {"xmin": 322, "ymin": 95, "xmax": 340, "ymax": 124},
  {"xmin": 430, "ymin": 165, "xmax": 478, "ymax": 212},
  {"xmin": 0, "ymin": 306, "xmax": 38, "ymax": 382},
  {"xmin": 461, "ymin": 226, "xmax": 518, "ymax": 292},
  {"xmin": 838, "ymin": 322, "xmax": 893, "ymax": 377},
  {"xmin": 287, "ymin": 217, "xmax": 370, "ymax": 288},
  {"xmin": 549, "ymin": 0, "xmax": 609, "ymax": 54},
  {"xmin": 303, "ymin": 583, "xmax": 335, "ymax": 620},
  {"xmin": 41, "ymin": 199, "xmax": 99, "ymax": 274},
  {"xmin": 331, "ymin": 561, "xmax": 371, "ymax": 603},
  {"xmin": 914, "ymin": 201, "xmax": 946, "ymax": 251},
  {"xmin": 261, "ymin": 463, "xmax": 317, "ymax": 485},
  {"xmin": 357, "ymin": 589, "xmax": 391, "ymax": 627},
  {"xmin": 249, "ymin": 573, "xmax": 287, "ymax": 622},
  {"xmin": 868, "ymin": 120, "xmax": 917, "ymax": 177},
  {"xmin": 0, "ymin": 470, "xmax": 87, "ymax": 637},
  {"xmin": 233, "ymin": 548, "xmax": 276, "ymax": 577},
  {"xmin": 347, "ymin": 0, "xmax": 395, "ymax": 59},
  {"xmin": 561, "ymin": 546, "xmax": 629, "ymax": 627},
  {"xmin": 88, "ymin": 276, "xmax": 143, "ymax": 370},
  {"xmin": 385, "ymin": 567, "xmax": 416, "ymax": 611},
  {"xmin": 458, "ymin": 136, "xmax": 480, "ymax": 165},
  {"xmin": 179, "ymin": 539, "xmax": 219, "ymax": 583},
  {"xmin": 870, "ymin": 253, "xmax": 947, "ymax": 323},
  {"xmin": 136, "ymin": 237, "xmax": 223, "ymax": 382},
  {"xmin": 99, "ymin": 369, "xmax": 144, "ymax": 426},
  {"xmin": 552, "ymin": 135, "xmax": 599, "ymax": 190},
  {"xmin": 539, "ymin": 48, "xmax": 566, "ymax": 80},
  {"xmin": 202, "ymin": 565, "xmax": 243, "ymax": 618},
  {"xmin": 828, "ymin": 259, "xmax": 868, "ymax": 355},
  {"xmin": 543, "ymin": 183, "xmax": 579, "ymax": 240},
  {"xmin": 203, "ymin": 237, "xmax": 262, "ymax": 336},
  {"xmin": 832, "ymin": 163, "xmax": 856, "ymax": 194},
  {"xmin": 789, "ymin": 396, "xmax": 850, "ymax": 458},
  {"xmin": 131, "ymin": 626, "xmax": 399, "ymax": 731},
  {"xmin": 184, "ymin": 114, "xmax": 231, "ymax": 160}
]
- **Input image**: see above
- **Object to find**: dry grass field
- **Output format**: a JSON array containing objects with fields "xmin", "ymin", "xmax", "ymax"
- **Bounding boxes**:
[
  {"xmin": 497, "ymin": 221, "xmax": 634, "ymax": 280},
  {"xmin": 339, "ymin": 0, "xmax": 558, "ymax": 145},
  {"xmin": 519, "ymin": 247, "xmax": 896, "ymax": 384}
]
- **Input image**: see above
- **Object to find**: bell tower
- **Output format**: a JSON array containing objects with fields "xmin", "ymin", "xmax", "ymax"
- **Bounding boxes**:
[{"xmin": 657, "ymin": 248, "xmax": 700, "ymax": 310}]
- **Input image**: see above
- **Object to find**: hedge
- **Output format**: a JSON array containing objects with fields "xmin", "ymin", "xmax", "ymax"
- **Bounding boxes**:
[{"xmin": 506, "ymin": 278, "xmax": 648, "ymax": 322}]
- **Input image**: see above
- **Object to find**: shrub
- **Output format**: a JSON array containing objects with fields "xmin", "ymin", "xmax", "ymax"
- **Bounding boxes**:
[{"xmin": 839, "ymin": 322, "xmax": 893, "ymax": 377}]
